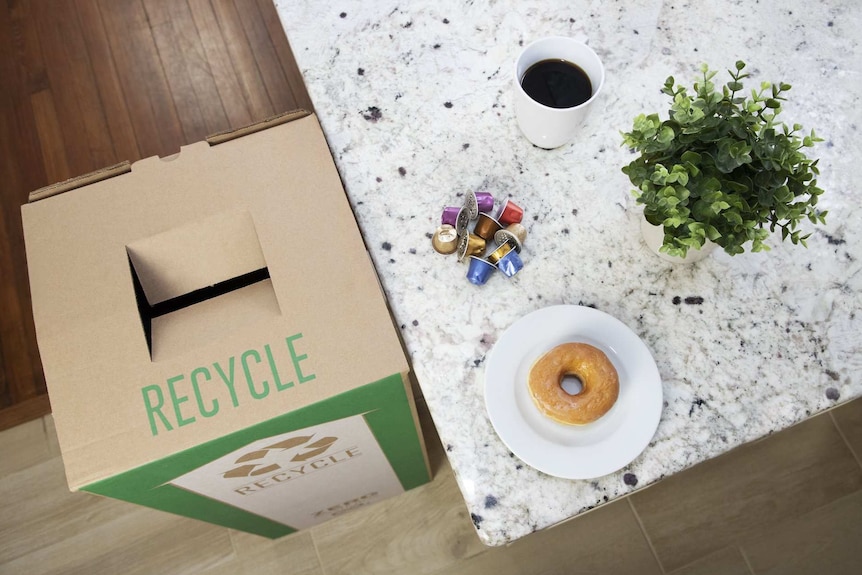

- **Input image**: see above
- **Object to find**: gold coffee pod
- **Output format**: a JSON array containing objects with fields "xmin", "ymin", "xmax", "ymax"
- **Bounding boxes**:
[
  {"xmin": 457, "ymin": 232, "xmax": 486, "ymax": 262},
  {"xmin": 432, "ymin": 225, "xmax": 459, "ymax": 254},
  {"xmin": 473, "ymin": 213, "xmax": 503, "ymax": 241},
  {"xmin": 487, "ymin": 242, "xmax": 513, "ymax": 264}
]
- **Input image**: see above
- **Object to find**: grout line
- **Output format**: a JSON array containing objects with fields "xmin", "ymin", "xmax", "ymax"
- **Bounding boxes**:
[
  {"xmin": 40, "ymin": 415, "xmax": 50, "ymax": 442},
  {"xmin": 738, "ymin": 545, "xmax": 757, "ymax": 575},
  {"xmin": 829, "ymin": 411, "xmax": 862, "ymax": 472},
  {"xmin": 627, "ymin": 497, "xmax": 667, "ymax": 574},
  {"xmin": 225, "ymin": 529, "xmax": 240, "ymax": 560},
  {"xmin": 308, "ymin": 527, "xmax": 328, "ymax": 575}
]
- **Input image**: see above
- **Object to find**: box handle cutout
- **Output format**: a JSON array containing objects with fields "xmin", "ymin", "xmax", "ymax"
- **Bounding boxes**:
[{"xmin": 127, "ymin": 211, "xmax": 280, "ymax": 361}]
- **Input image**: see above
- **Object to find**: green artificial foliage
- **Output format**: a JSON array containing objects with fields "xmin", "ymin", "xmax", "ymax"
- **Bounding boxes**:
[{"xmin": 621, "ymin": 61, "xmax": 826, "ymax": 258}]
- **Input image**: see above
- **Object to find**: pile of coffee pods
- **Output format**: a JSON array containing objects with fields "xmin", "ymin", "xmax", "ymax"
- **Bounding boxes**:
[{"xmin": 431, "ymin": 190, "xmax": 528, "ymax": 285}]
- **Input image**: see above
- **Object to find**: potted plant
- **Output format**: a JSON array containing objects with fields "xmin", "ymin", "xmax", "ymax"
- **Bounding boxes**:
[{"xmin": 621, "ymin": 61, "xmax": 826, "ymax": 261}]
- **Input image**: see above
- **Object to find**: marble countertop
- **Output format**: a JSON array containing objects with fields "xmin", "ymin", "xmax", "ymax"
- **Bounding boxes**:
[{"xmin": 274, "ymin": 0, "xmax": 862, "ymax": 546}]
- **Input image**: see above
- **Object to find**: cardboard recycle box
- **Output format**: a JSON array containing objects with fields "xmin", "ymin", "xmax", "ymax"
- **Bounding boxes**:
[{"xmin": 21, "ymin": 110, "xmax": 430, "ymax": 538}]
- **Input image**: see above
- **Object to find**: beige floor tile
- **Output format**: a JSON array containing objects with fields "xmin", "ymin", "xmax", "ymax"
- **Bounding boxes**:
[
  {"xmin": 4, "ymin": 396, "xmax": 853, "ymax": 573},
  {"xmin": 0, "ymin": 442, "xmax": 232, "ymax": 572},
  {"xmin": 1, "ymin": 504, "xmax": 233, "ymax": 575},
  {"xmin": 428, "ymin": 499, "xmax": 661, "ymax": 575},
  {"xmin": 200, "ymin": 530, "xmax": 323, "ymax": 575},
  {"xmin": 742, "ymin": 490, "xmax": 862, "ymax": 575},
  {"xmin": 308, "ymin": 390, "xmax": 486, "ymax": 575},
  {"xmin": 0, "ymin": 457, "xmax": 128, "ymax": 564},
  {"xmin": 669, "ymin": 546, "xmax": 752, "ymax": 575},
  {"xmin": 832, "ymin": 397, "xmax": 862, "ymax": 465},
  {"xmin": 630, "ymin": 413, "xmax": 862, "ymax": 572},
  {"xmin": 309, "ymin": 454, "xmax": 485, "ymax": 575},
  {"xmin": 0, "ymin": 417, "xmax": 52, "ymax": 476}
]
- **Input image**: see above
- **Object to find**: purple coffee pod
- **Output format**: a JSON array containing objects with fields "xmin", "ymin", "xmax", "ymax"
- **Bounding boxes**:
[
  {"xmin": 475, "ymin": 191, "xmax": 494, "ymax": 213},
  {"xmin": 496, "ymin": 249, "xmax": 524, "ymax": 277},
  {"xmin": 466, "ymin": 256, "xmax": 496, "ymax": 285},
  {"xmin": 441, "ymin": 206, "xmax": 461, "ymax": 227}
]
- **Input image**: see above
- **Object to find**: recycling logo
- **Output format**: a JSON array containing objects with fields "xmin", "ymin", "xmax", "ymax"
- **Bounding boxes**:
[{"xmin": 223, "ymin": 435, "xmax": 338, "ymax": 479}]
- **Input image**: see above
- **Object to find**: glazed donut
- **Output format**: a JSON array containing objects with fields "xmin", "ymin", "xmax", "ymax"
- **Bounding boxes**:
[{"xmin": 528, "ymin": 342, "xmax": 619, "ymax": 425}]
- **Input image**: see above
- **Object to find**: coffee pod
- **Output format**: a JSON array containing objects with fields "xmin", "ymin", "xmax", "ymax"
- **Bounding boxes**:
[
  {"xmin": 457, "ymin": 232, "xmax": 486, "ymax": 262},
  {"xmin": 475, "ymin": 191, "xmax": 494, "ymax": 213},
  {"xmin": 463, "ymin": 190, "xmax": 480, "ymax": 220},
  {"xmin": 487, "ymin": 242, "xmax": 513, "ymax": 265},
  {"xmin": 494, "ymin": 225, "xmax": 525, "ymax": 253},
  {"xmin": 466, "ymin": 256, "xmax": 496, "ymax": 285},
  {"xmin": 455, "ymin": 206, "xmax": 470, "ymax": 235},
  {"xmin": 441, "ymin": 206, "xmax": 461, "ymax": 227},
  {"xmin": 495, "ymin": 223, "xmax": 527, "ymax": 251},
  {"xmin": 504, "ymin": 222, "xmax": 528, "ymax": 244},
  {"xmin": 496, "ymin": 199, "xmax": 524, "ymax": 226},
  {"xmin": 432, "ymin": 224, "xmax": 459, "ymax": 254},
  {"xmin": 496, "ymin": 249, "xmax": 524, "ymax": 278},
  {"xmin": 473, "ymin": 212, "xmax": 503, "ymax": 241},
  {"xmin": 493, "ymin": 229, "xmax": 522, "ymax": 253}
]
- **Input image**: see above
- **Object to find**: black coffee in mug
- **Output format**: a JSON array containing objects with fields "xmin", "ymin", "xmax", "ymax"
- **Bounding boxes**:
[{"xmin": 520, "ymin": 59, "xmax": 592, "ymax": 108}]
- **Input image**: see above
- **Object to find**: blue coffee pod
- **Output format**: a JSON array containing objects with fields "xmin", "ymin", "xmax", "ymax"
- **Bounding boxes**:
[
  {"xmin": 466, "ymin": 256, "xmax": 496, "ymax": 285},
  {"xmin": 496, "ymin": 249, "xmax": 524, "ymax": 277}
]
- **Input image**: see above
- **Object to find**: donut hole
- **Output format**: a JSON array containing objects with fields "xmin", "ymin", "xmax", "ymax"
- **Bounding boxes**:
[{"xmin": 560, "ymin": 374, "xmax": 584, "ymax": 396}]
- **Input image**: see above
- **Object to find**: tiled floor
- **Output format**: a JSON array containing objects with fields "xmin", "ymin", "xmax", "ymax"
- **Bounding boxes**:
[{"xmin": 1, "ymin": 397, "xmax": 861, "ymax": 575}]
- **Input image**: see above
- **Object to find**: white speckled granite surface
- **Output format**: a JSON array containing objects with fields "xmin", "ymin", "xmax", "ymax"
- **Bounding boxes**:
[{"xmin": 274, "ymin": 0, "xmax": 862, "ymax": 546}]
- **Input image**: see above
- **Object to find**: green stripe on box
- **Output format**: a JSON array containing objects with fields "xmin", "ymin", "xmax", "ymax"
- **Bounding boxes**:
[{"xmin": 81, "ymin": 372, "xmax": 429, "ymax": 538}]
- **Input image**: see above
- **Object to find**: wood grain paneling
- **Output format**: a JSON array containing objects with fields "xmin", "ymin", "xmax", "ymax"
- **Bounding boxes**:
[
  {"xmin": 0, "ymin": 0, "xmax": 48, "ymax": 423},
  {"xmin": 75, "ymin": 0, "xmax": 141, "ymax": 163},
  {"xmin": 211, "ymin": 0, "xmax": 275, "ymax": 120},
  {"xmin": 0, "ymin": 0, "xmax": 312, "ymax": 430}
]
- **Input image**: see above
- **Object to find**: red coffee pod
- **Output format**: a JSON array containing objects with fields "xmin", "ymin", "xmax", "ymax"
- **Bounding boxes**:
[{"xmin": 496, "ymin": 199, "xmax": 524, "ymax": 226}]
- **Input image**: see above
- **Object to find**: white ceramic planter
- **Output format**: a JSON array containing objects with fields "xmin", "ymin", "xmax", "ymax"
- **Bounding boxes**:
[{"xmin": 640, "ymin": 218, "xmax": 717, "ymax": 264}]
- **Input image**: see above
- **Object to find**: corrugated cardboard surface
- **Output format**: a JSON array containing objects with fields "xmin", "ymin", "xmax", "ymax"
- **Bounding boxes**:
[{"xmin": 22, "ymin": 113, "xmax": 410, "ymax": 491}]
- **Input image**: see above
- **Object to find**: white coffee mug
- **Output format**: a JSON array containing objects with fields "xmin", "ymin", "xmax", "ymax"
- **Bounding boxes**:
[{"xmin": 513, "ymin": 37, "xmax": 605, "ymax": 149}]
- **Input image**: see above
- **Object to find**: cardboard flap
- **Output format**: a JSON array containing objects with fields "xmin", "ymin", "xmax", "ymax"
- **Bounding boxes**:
[
  {"xmin": 127, "ymin": 210, "xmax": 266, "ymax": 306},
  {"xmin": 27, "ymin": 110, "xmax": 311, "ymax": 203},
  {"xmin": 206, "ymin": 109, "xmax": 312, "ymax": 146},
  {"xmin": 29, "ymin": 162, "xmax": 131, "ymax": 203}
]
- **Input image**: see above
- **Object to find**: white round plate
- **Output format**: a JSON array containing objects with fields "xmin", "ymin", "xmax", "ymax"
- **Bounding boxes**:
[{"xmin": 484, "ymin": 305, "xmax": 663, "ymax": 479}]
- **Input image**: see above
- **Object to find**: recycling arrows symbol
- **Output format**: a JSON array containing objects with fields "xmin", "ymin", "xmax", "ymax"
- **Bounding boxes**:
[{"xmin": 223, "ymin": 435, "xmax": 338, "ymax": 479}]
